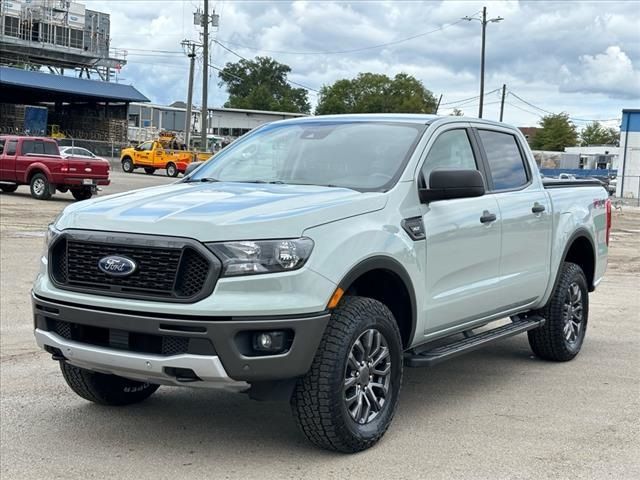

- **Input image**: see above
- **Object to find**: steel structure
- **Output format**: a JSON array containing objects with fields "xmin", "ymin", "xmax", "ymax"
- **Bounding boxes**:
[{"xmin": 0, "ymin": 0, "xmax": 126, "ymax": 81}]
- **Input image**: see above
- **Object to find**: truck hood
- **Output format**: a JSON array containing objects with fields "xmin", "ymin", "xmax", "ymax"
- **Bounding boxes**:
[{"xmin": 57, "ymin": 182, "xmax": 387, "ymax": 240}]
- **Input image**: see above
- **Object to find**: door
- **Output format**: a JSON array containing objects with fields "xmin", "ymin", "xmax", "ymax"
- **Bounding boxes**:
[
  {"xmin": 420, "ymin": 127, "xmax": 502, "ymax": 336},
  {"xmin": 475, "ymin": 128, "xmax": 552, "ymax": 306},
  {"xmin": 135, "ymin": 141, "xmax": 154, "ymax": 166},
  {"xmin": 0, "ymin": 139, "xmax": 18, "ymax": 181}
]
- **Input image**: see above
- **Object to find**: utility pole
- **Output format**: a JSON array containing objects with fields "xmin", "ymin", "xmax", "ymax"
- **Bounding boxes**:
[
  {"xmin": 463, "ymin": 7, "xmax": 503, "ymax": 118},
  {"xmin": 499, "ymin": 84, "xmax": 506, "ymax": 122},
  {"xmin": 434, "ymin": 94, "xmax": 443, "ymax": 114},
  {"xmin": 201, "ymin": 0, "xmax": 209, "ymax": 151},
  {"xmin": 181, "ymin": 40, "xmax": 201, "ymax": 149}
]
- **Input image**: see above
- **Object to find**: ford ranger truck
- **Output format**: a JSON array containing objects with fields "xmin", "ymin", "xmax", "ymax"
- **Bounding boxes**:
[
  {"xmin": 32, "ymin": 115, "xmax": 610, "ymax": 453},
  {"xmin": 0, "ymin": 136, "xmax": 110, "ymax": 200}
]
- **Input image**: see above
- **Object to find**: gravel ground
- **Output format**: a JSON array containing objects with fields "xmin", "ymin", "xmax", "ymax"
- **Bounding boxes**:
[{"xmin": 1, "ymin": 170, "xmax": 639, "ymax": 479}]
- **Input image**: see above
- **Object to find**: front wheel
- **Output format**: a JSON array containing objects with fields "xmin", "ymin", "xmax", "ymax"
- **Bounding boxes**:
[
  {"xmin": 166, "ymin": 162, "xmax": 178, "ymax": 177},
  {"xmin": 121, "ymin": 157, "xmax": 134, "ymax": 173},
  {"xmin": 528, "ymin": 262, "xmax": 589, "ymax": 361},
  {"xmin": 291, "ymin": 296, "xmax": 403, "ymax": 453},
  {"xmin": 0, "ymin": 184, "xmax": 18, "ymax": 193},
  {"xmin": 60, "ymin": 362, "xmax": 159, "ymax": 406}
]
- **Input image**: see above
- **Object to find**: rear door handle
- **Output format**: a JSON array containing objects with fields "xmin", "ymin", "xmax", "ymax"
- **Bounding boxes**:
[
  {"xmin": 480, "ymin": 211, "xmax": 497, "ymax": 223},
  {"xmin": 531, "ymin": 203, "xmax": 546, "ymax": 214}
]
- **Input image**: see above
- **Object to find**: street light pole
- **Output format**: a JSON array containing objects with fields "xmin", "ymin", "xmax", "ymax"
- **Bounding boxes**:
[{"xmin": 463, "ymin": 7, "xmax": 503, "ymax": 119}]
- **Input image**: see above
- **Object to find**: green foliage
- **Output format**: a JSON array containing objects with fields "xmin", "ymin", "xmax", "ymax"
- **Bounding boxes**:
[
  {"xmin": 217, "ymin": 56, "xmax": 310, "ymax": 114},
  {"xmin": 315, "ymin": 73, "xmax": 437, "ymax": 115},
  {"xmin": 580, "ymin": 122, "xmax": 619, "ymax": 146},
  {"xmin": 450, "ymin": 108, "xmax": 464, "ymax": 116},
  {"xmin": 531, "ymin": 113, "xmax": 578, "ymax": 151}
]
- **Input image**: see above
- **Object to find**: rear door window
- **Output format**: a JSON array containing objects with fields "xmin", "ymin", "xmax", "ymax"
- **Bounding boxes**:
[
  {"xmin": 43, "ymin": 141, "xmax": 59, "ymax": 155},
  {"xmin": 478, "ymin": 130, "xmax": 529, "ymax": 190}
]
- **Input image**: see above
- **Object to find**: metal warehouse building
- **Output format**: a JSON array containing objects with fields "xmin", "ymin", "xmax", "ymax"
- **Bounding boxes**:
[
  {"xmin": 617, "ymin": 109, "xmax": 640, "ymax": 199},
  {"xmin": 127, "ymin": 102, "xmax": 307, "ymax": 144}
]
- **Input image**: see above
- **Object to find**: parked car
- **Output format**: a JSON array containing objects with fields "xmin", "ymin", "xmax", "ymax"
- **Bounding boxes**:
[
  {"xmin": 33, "ymin": 115, "xmax": 610, "ymax": 452},
  {"xmin": 59, "ymin": 146, "xmax": 101, "ymax": 160},
  {"xmin": 0, "ymin": 135, "xmax": 110, "ymax": 200}
]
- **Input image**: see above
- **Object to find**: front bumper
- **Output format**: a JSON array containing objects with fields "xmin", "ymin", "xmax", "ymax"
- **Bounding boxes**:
[{"xmin": 33, "ymin": 293, "xmax": 330, "ymax": 384}]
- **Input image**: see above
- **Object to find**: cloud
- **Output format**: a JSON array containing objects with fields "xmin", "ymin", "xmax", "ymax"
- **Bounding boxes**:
[
  {"xmin": 560, "ymin": 46, "xmax": 640, "ymax": 99},
  {"xmin": 85, "ymin": 0, "xmax": 639, "ymax": 127}
]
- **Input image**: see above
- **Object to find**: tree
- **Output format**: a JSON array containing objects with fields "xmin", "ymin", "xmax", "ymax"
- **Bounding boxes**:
[
  {"xmin": 450, "ymin": 108, "xmax": 464, "ymax": 116},
  {"xmin": 218, "ymin": 56, "xmax": 310, "ymax": 114},
  {"xmin": 315, "ymin": 73, "xmax": 437, "ymax": 115},
  {"xmin": 531, "ymin": 113, "xmax": 578, "ymax": 151},
  {"xmin": 580, "ymin": 121, "xmax": 619, "ymax": 146}
]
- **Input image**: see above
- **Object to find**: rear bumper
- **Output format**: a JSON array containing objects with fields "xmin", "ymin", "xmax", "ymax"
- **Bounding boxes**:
[
  {"xmin": 61, "ymin": 178, "xmax": 110, "ymax": 186},
  {"xmin": 32, "ymin": 293, "xmax": 330, "ymax": 383}
]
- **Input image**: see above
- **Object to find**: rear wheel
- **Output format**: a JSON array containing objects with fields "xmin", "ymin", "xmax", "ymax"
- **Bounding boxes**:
[
  {"xmin": 71, "ymin": 188, "xmax": 93, "ymax": 201},
  {"xmin": 144, "ymin": 167, "xmax": 156, "ymax": 175},
  {"xmin": 60, "ymin": 362, "xmax": 159, "ymax": 406},
  {"xmin": 528, "ymin": 262, "xmax": 589, "ymax": 361},
  {"xmin": 0, "ymin": 184, "xmax": 18, "ymax": 193},
  {"xmin": 29, "ymin": 173, "xmax": 52, "ymax": 200},
  {"xmin": 291, "ymin": 296, "xmax": 403, "ymax": 453},
  {"xmin": 166, "ymin": 162, "xmax": 178, "ymax": 177},
  {"xmin": 121, "ymin": 157, "xmax": 134, "ymax": 173}
]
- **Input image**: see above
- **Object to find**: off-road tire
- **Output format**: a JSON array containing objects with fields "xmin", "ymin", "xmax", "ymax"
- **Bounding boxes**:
[
  {"xmin": 144, "ymin": 167, "xmax": 156, "ymax": 175},
  {"xmin": 0, "ymin": 184, "xmax": 18, "ymax": 193},
  {"xmin": 528, "ymin": 262, "xmax": 589, "ymax": 361},
  {"xmin": 29, "ymin": 173, "xmax": 52, "ymax": 200},
  {"xmin": 121, "ymin": 157, "xmax": 134, "ymax": 173},
  {"xmin": 291, "ymin": 296, "xmax": 403, "ymax": 453},
  {"xmin": 60, "ymin": 362, "xmax": 159, "ymax": 406},
  {"xmin": 166, "ymin": 162, "xmax": 178, "ymax": 177},
  {"xmin": 71, "ymin": 188, "xmax": 93, "ymax": 201}
]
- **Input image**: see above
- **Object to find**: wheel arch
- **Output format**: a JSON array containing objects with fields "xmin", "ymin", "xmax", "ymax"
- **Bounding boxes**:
[
  {"xmin": 557, "ymin": 228, "xmax": 596, "ymax": 292},
  {"xmin": 337, "ymin": 256, "xmax": 417, "ymax": 349},
  {"xmin": 25, "ymin": 165, "xmax": 51, "ymax": 184}
]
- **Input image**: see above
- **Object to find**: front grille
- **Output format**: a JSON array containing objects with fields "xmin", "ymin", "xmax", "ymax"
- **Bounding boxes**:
[
  {"xmin": 49, "ymin": 232, "xmax": 220, "ymax": 302},
  {"xmin": 49, "ymin": 319, "xmax": 215, "ymax": 356}
]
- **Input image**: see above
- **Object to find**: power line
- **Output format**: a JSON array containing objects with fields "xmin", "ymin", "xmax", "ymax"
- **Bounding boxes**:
[
  {"xmin": 439, "ymin": 87, "xmax": 501, "ymax": 107},
  {"xmin": 507, "ymin": 91, "xmax": 621, "ymax": 123},
  {"xmin": 215, "ymin": 18, "xmax": 468, "ymax": 56}
]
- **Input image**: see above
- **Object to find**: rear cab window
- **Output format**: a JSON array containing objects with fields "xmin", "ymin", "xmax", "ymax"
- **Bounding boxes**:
[
  {"xmin": 478, "ymin": 130, "xmax": 529, "ymax": 191},
  {"xmin": 20, "ymin": 140, "xmax": 59, "ymax": 156}
]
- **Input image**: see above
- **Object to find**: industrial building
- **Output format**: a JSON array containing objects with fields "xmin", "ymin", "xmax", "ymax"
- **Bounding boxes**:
[
  {"xmin": 127, "ymin": 102, "xmax": 307, "ymax": 144},
  {"xmin": 617, "ymin": 109, "xmax": 640, "ymax": 199},
  {"xmin": 0, "ymin": 0, "xmax": 126, "ymax": 80}
]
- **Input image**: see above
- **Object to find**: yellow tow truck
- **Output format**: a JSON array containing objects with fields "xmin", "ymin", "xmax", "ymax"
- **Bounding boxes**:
[{"xmin": 120, "ymin": 132, "xmax": 195, "ymax": 177}]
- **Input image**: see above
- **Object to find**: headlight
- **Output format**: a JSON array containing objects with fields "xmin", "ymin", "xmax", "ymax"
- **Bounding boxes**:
[
  {"xmin": 41, "ymin": 224, "xmax": 61, "ymax": 259},
  {"xmin": 207, "ymin": 238, "xmax": 314, "ymax": 277}
]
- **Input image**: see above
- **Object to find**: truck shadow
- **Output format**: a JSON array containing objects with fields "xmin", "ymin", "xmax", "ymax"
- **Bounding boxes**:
[
  {"xmin": 2, "ymin": 191, "xmax": 76, "ymax": 204},
  {"xmin": 44, "ymin": 339, "xmax": 540, "ymax": 458}
]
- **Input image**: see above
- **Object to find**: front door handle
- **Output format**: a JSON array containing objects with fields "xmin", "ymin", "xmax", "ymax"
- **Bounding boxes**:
[
  {"xmin": 480, "ymin": 211, "xmax": 497, "ymax": 223},
  {"xmin": 532, "ymin": 203, "xmax": 546, "ymax": 214}
]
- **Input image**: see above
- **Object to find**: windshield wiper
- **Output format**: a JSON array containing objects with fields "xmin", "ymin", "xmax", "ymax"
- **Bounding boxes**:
[{"xmin": 235, "ymin": 180, "xmax": 286, "ymax": 184}]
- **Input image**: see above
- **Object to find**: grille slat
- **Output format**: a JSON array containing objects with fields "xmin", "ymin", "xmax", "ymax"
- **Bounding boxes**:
[{"xmin": 50, "ymin": 236, "xmax": 216, "ymax": 301}]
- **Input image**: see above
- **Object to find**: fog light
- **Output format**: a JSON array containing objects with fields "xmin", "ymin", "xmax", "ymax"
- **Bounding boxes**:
[{"xmin": 252, "ymin": 331, "xmax": 286, "ymax": 353}]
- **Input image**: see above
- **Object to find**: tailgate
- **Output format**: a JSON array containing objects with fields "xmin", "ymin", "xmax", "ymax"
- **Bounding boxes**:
[{"xmin": 67, "ymin": 157, "xmax": 110, "ymax": 178}]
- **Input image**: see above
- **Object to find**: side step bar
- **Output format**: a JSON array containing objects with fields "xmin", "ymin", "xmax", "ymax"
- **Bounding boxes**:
[{"xmin": 404, "ymin": 316, "xmax": 545, "ymax": 367}]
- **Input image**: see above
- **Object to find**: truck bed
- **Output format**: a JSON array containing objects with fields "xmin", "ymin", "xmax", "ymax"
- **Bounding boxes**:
[{"xmin": 542, "ymin": 178, "xmax": 604, "ymax": 188}]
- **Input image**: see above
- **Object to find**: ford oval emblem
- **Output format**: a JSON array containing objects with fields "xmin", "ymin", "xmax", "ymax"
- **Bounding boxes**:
[{"xmin": 98, "ymin": 255, "xmax": 137, "ymax": 277}]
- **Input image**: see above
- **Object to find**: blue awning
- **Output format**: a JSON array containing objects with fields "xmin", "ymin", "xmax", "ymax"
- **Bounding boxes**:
[{"xmin": 0, "ymin": 66, "xmax": 149, "ymax": 103}]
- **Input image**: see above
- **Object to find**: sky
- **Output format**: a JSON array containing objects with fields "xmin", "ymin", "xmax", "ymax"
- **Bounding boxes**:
[{"xmin": 84, "ymin": 0, "xmax": 640, "ymax": 128}]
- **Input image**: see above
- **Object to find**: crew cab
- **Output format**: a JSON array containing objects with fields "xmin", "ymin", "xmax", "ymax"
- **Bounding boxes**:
[
  {"xmin": 32, "ymin": 115, "xmax": 610, "ymax": 452},
  {"xmin": 0, "ymin": 136, "xmax": 110, "ymax": 201},
  {"xmin": 120, "ymin": 139, "xmax": 193, "ymax": 177}
]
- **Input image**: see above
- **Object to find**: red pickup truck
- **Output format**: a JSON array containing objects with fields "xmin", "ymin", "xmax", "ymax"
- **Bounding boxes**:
[{"xmin": 0, "ymin": 136, "xmax": 110, "ymax": 200}]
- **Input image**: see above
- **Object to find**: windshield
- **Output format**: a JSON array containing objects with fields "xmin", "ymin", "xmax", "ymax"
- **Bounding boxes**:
[{"xmin": 188, "ymin": 121, "xmax": 424, "ymax": 191}]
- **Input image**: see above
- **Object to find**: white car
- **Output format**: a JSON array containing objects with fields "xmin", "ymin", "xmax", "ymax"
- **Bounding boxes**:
[
  {"xmin": 33, "ymin": 115, "xmax": 611, "ymax": 452},
  {"xmin": 59, "ymin": 146, "xmax": 100, "ymax": 159}
]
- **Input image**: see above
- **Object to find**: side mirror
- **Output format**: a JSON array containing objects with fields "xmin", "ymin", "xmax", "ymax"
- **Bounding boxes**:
[
  {"xmin": 419, "ymin": 169, "xmax": 485, "ymax": 203},
  {"xmin": 184, "ymin": 161, "xmax": 204, "ymax": 177}
]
